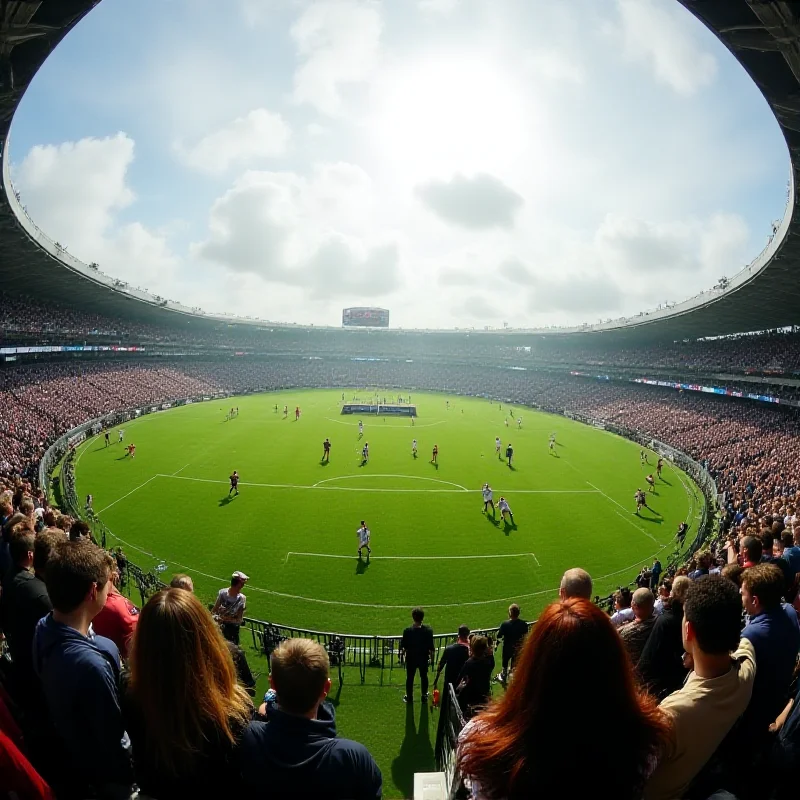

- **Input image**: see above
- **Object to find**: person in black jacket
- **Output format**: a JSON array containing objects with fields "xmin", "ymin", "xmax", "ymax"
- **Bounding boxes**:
[
  {"xmin": 496, "ymin": 604, "xmax": 528, "ymax": 683},
  {"xmin": 637, "ymin": 575, "xmax": 690, "ymax": 698},
  {"xmin": 433, "ymin": 625, "xmax": 471, "ymax": 758},
  {"xmin": 456, "ymin": 635, "xmax": 495, "ymax": 719},
  {"xmin": 400, "ymin": 607, "xmax": 435, "ymax": 703},
  {"xmin": 241, "ymin": 638, "xmax": 382, "ymax": 800}
]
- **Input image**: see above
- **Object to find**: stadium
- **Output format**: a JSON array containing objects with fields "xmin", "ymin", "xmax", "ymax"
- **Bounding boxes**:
[{"xmin": 1, "ymin": 1, "xmax": 800, "ymax": 799}]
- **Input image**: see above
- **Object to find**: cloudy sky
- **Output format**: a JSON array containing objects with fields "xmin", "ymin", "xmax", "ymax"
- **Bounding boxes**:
[{"xmin": 9, "ymin": 0, "xmax": 789, "ymax": 329}]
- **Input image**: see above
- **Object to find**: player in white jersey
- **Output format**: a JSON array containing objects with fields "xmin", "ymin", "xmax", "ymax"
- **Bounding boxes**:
[
  {"xmin": 412, "ymin": 439, "xmax": 418, "ymax": 458},
  {"xmin": 517, "ymin": 417, "xmax": 522, "ymax": 429},
  {"xmin": 118, "ymin": 429, "xmax": 124, "ymax": 443},
  {"xmin": 495, "ymin": 437, "xmax": 502, "ymax": 458},
  {"xmin": 482, "ymin": 483, "xmax": 495, "ymax": 514},
  {"xmin": 361, "ymin": 442, "xmax": 369, "ymax": 464},
  {"xmin": 358, "ymin": 420, "xmax": 364, "ymax": 438},
  {"xmin": 357, "ymin": 520, "xmax": 371, "ymax": 559},
  {"xmin": 498, "ymin": 496, "xmax": 514, "ymax": 524}
]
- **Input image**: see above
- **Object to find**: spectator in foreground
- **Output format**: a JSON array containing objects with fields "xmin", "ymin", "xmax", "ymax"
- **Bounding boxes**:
[
  {"xmin": 610, "ymin": 587, "xmax": 634, "ymax": 628},
  {"xmin": 458, "ymin": 599, "xmax": 670, "ymax": 799},
  {"xmin": 638, "ymin": 576, "xmax": 690, "ymax": 699},
  {"xmin": 0, "ymin": 529, "xmax": 58, "ymax": 704},
  {"xmin": 240, "ymin": 638, "xmax": 382, "ymax": 799},
  {"xmin": 169, "ymin": 573, "xmax": 194, "ymax": 592},
  {"xmin": 32, "ymin": 539, "xmax": 134, "ymax": 796},
  {"xmin": 124, "ymin": 588, "xmax": 253, "ymax": 797},
  {"xmin": 558, "ymin": 567, "xmax": 592, "ymax": 600},
  {"xmin": 738, "ymin": 564, "xmax": 800, "ymax": 748},
  {"xmin": 400, "ymin": 606, "xmax": 435, "ymax": 703},
  {"xmin": 455, "ymin": 635, "xmax": 495, "ymax": 720},
  {"xmin": 619, "ymin": 588, "xmax": 657, "ymax": 666},
  {"xmin": 643, "ymin": 576, "xmax": 755, "ymax": 800},
  {"xmin": 92, "ymin": 553, "xmax": 139, "ymax": 660},
  {"xmin": 495, "ymin": 603, "xmax": 527, "ymax": 683}
]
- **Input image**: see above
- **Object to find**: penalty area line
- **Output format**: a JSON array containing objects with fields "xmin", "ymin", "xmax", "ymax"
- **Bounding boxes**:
[
  {"xmin": 285, "ymin": 551, "xmax": 540, "ymax": 564},
  {"xmin": 96, "ymin": 475, "xmax": 160, "ymax": 514}
]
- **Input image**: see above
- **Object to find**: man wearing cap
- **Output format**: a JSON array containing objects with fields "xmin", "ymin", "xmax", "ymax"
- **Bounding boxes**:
[{"xmin": 211, "ymin": 571, "xmax": 248, "ymax": 644}]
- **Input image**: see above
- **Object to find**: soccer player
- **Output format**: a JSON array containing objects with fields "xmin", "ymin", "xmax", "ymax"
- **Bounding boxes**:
[
  {"xmin": 498, "ymin": 496, "xmax": 514, "ymax": 524},
  {"xmin": 446, "ymin": 400, "xmax": 450, "ymax": 410},
  {"xmin": 640, "ymin": 449, "xmax": 647, "ymax": 466},
  {"xmin": 295, "ymin": 406, "xmax": 300, "ymax": 421},
  {"xmin": 517, "ymin": 417, "xmax": 522, "ymax": 429},
  {"xmin": 361, "ymin": 442, "xmax": 370, "ymax": 465},
  {"xmin": 274, "ymin": 404, "xmax": 278, "ymax": 414},
  {"xmin": 549, "ymin": 437, "xmax": 557, "ymax": 457},
  {"xmin": 229, "ymin": 470, "xmax": 239, "ymax": 496},
  {"xmin": 283, "ymin": 405, "xmax": 288, "ymax": 418},
  {"xmin": 412, "ymin": 439, "xmax": 418, "ymax": 458},
  {"xmin": 505, "ymin": 417, "xmax": 509, "ymax": 428},
  {"xmin": 656, "ymin": 457, "xmax": 664, "ymax": 478},
  {"xmin": 86, "ymin": 494, "xmax": 93, "ymax": 510},
  {"xmin": 104, "ymin": 431, "xmax": 109, "ymax": 447},
  {"xmin": 322, "ymin": 438, "xmax": 331, "ymax": 462},
  {"xmin": 506, "ymin": 443, "xmax": 513, "ymax": 467},
  {"xmin": 357, "ymin": 520, "xmax": 371, "ymax": 560},
  {"xmin": 127, "ymin": 443, "xmax": 136, "ymax": 459},
  {"xmin": 358, "ymin": 420, "xmax": 364, "ymax": 438},
  {"xmin": 119, "ymin": 429, "xmax": 124, "ymax": 443},
  {"xmin": 646, "ymin": 474, "xmax": 656, "ymax": 492},
  {"xmin": 482, "ymin": 484, "xmax": 495, "ymax": 514},
  {"xmin": 495, "ymin": 437, "xmax": 502, "ymax": 458},
  {"xmin": 431, "ymin": 444, "xmax": 438, "ymax": 464},
  {"xmin": 635, "ymin": 489, "xmax": 646, "ymax": 514}
]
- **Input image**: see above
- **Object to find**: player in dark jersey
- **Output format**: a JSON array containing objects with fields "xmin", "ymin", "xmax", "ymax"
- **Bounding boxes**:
[
  {"xmin": 431, "ymin": 444, "xmax": 438, "ymax": 464},
  {"xmin": 506, "ymin": 443, "xmax": 514, "ymax": 467},
  {"xmin": 322, "ymin": 438, "xmax": 331, "ymax": 462},
  {"xmin": 104, "ymin": 431, "xmax": 110, "ymax": 447},
  {"xmin": 656, "ymin": 457, "xmax": 664, "ymax": 478},
  {"xmin": 229, "ymin": 471, "xmax": 239, "ymax": 496}
]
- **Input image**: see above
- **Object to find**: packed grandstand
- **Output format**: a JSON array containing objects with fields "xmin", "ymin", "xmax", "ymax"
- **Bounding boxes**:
[{"xmin": 3, "ymin": 1, "xmax": 800, "ymax": 800}]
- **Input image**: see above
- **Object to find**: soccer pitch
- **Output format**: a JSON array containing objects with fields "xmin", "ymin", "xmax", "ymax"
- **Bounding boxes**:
[{"xmin": 73, "ymin": 389, "xmax": 704, "ymax": 635}]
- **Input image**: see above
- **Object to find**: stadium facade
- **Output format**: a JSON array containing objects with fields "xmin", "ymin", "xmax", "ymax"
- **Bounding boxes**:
[{"xmin": 1, "ymin": 1, "xmax": 800, "ymax": 343}]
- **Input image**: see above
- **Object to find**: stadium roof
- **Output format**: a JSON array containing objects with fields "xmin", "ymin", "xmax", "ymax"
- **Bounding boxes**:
[{"xmin": 1, "ymin": 0, "xmax": 800, "ymax": 341}]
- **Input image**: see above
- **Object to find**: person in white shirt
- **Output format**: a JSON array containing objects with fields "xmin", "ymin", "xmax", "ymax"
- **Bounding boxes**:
[
  {"xmin": 482, "ymin": 484, "xmax": 495, "ymax": 514},
  {"xmin": 498, "ymin": 497, "xmax": 514, "ymax": 524},
  {"xmin": 412, "ymin": 439, "xmax": 417, "ymax": 457},
  {"xmin": 495, "ymin": 437, "xmax": 502, "ymax": 458},
  {"xmin": 610, "ymin": 588, "xmax": 635, "ymax": 628},
  {"xmin": 118, "ymin": 429, "xmax": 124, "ymax": 443},
  {"xmin": 357, "ymin": 521, "xmax": 371, "ymax": 560}
]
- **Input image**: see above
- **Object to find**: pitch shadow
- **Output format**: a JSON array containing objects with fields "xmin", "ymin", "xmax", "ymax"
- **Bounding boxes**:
[
  {"xmin": 392, "ymin": 700, "xmax": 434, "ymax": 800},
  {"xmin": 219, "ymin": 495, "xmax": 236, "ymax": 507},
  {"xmin": 355, "ymin": 558, "xmax": 370, "ymax": 575}
]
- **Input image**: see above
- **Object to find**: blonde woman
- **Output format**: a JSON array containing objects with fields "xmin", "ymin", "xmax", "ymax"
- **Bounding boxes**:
[{"xmin": 124, "ymin": 588, "xmax": 253, "ymax": 797}]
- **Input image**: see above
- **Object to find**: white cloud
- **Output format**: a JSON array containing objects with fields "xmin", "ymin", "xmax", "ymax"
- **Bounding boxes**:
[
  {"xmin": 177, "ymin": 109, "xmax": 291, "ymax": 175},
  {"xmin": 612, "ymin": 0, "xmax": 717, "ymax": 96},
  {"xmin": 417, "ymin": 0, "xmax": 459, "ymax": 14},
  {"xmin": 459, "ymin": 295, "xmax": 502, "ymax": 321},
  {"xmin": 291, "ymin": 0, "xmax": 382, "ymax": 116},
  {"xmin": 191, "ymin": 165, "xmax": 401, "ymax": 299},
  {"xmin": 523, "ymin": 49, "xmax": 585, "ymax": 84},
  {"xmin": 415, "ymin": 173, "xmax": 524, "ymax": 230},
  {"xmin": 13, "ymin": 134, "xmax": 180, "ymax": 292}
]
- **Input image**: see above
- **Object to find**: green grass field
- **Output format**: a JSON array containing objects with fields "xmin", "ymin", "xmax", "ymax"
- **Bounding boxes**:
[
  {"xmin": 71, "ymin": 389, "xmax": 704, "ymax": 797},
  {"xmin": 73, "ymin": 389, "xmax": 703, "ymax": 634}
]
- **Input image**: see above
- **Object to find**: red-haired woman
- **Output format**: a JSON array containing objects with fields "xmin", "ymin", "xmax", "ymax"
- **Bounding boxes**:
[{"xmin": 458, "ymin": 598, "xmax": 671, "ymax": 799}]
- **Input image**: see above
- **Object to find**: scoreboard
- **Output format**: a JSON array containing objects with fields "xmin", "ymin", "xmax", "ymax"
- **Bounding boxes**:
[{"xmin": 342, "ymin": 307, "xmax": 390, "ymax": 328}]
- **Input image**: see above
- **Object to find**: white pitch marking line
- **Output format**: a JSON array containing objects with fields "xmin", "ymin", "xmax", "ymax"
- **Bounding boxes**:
[
  {"xmin": 172, "ymin": 463, "xmax": 192, "ymax": 476},
  {"xmin": 156, "ymin": 474, "xmax": 599, "ymax": 495},
  {"xmin": 285, "ymin": 551, "xmax": 540, "ymax": 563},
  {"xmin": 324, "ymin": 417, "xmax": 446, "ymax": 428},
  {"xmin": 313, "ymin": 473, "xmax": 469, "ymax": 491},
  {"xmin": 615, "ymin": 510, "xmax": 659, "ymax": 544},
  {"xmin": 101, "ymin": 526, "xmax": 670, "ymax": 614},
  {"xmin": 96, "ymin": 475, "xmax": 160, "ymax": 514}
]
